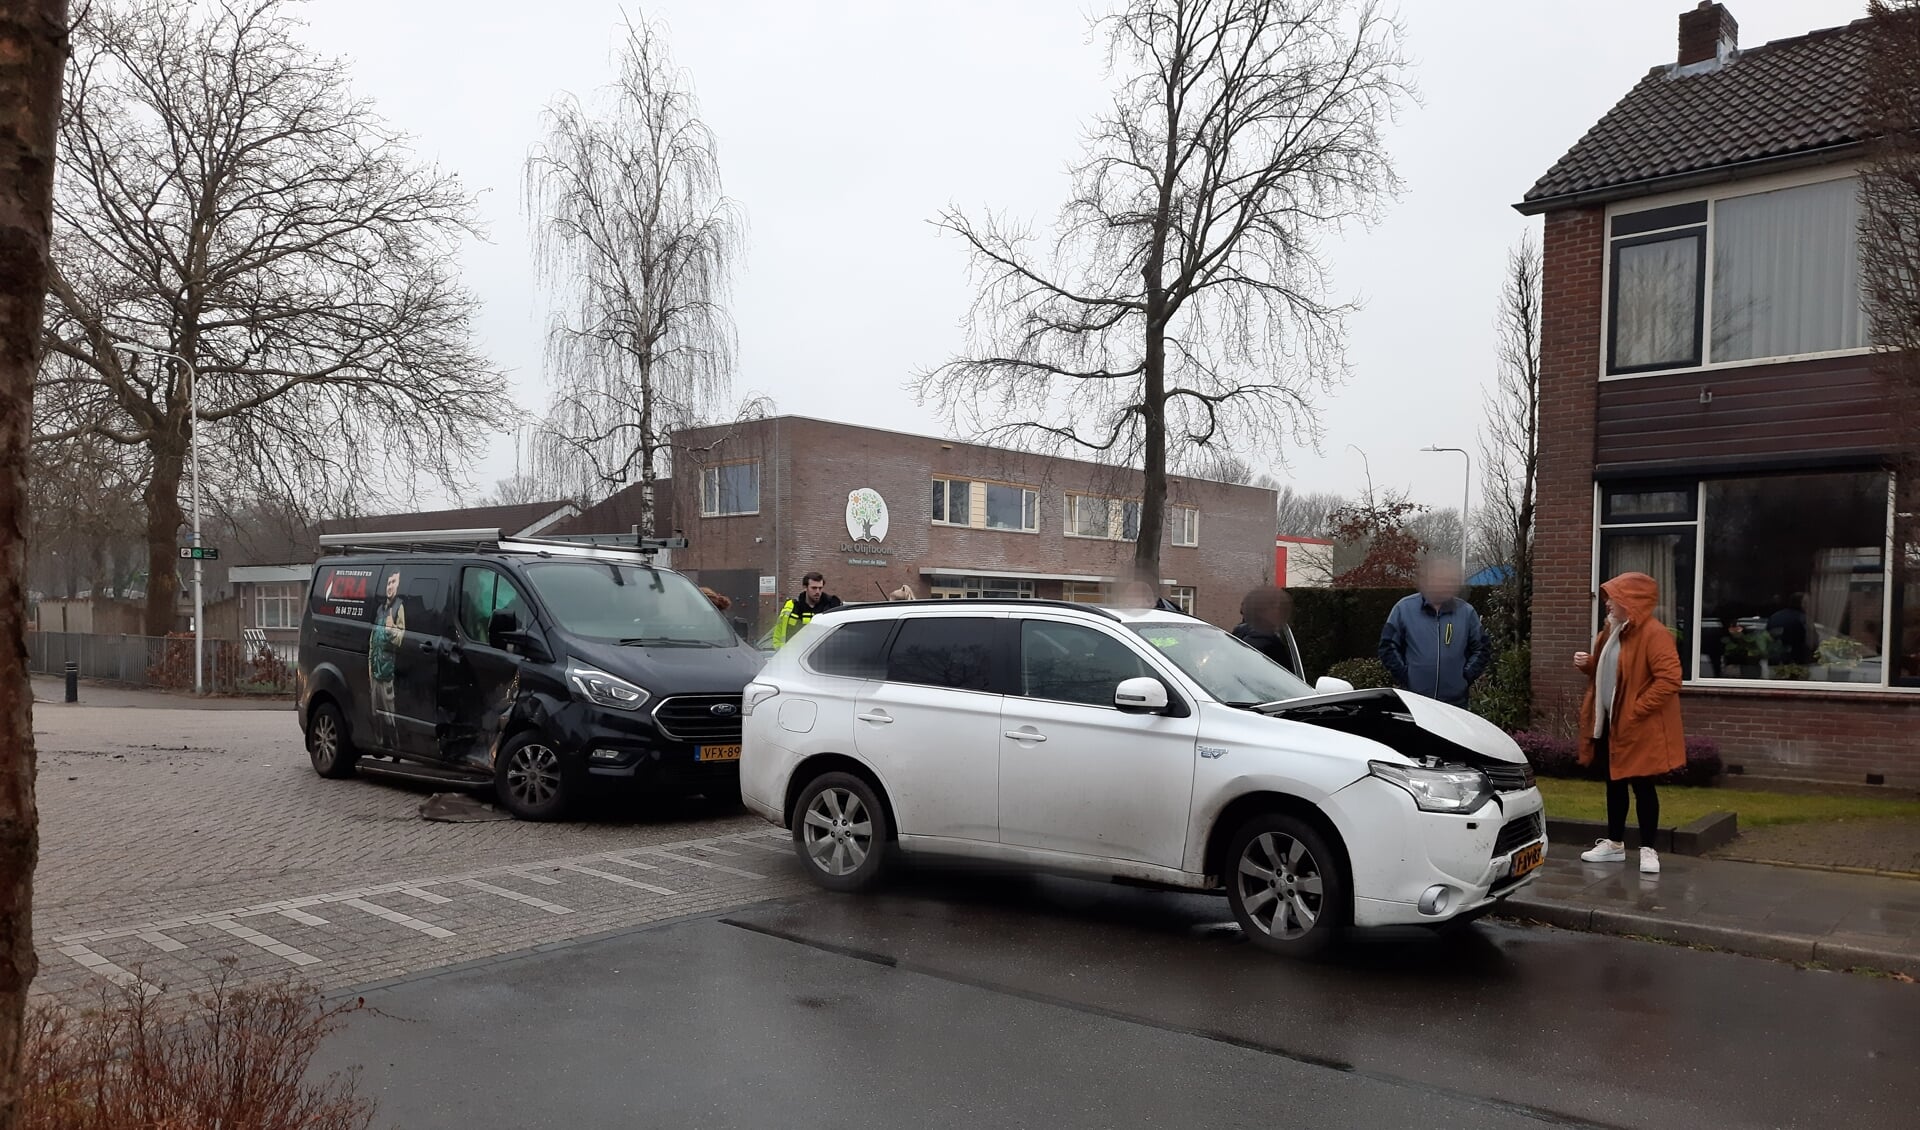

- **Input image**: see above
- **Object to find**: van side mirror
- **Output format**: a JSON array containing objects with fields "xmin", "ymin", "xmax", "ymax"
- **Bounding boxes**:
[
  {"xmin": 488, "ymin": 609, "xmax": 520, "ymax": 643},
  {"xmin": 1115, "ymin": 676, "xmax": 1170, "ymax": 715},
  {"xmin": 1315, "ymin": 676, "xmax": 1355, "ymax": 694}
]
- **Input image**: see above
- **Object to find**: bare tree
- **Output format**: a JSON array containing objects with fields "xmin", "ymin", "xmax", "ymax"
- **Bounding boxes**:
[
  {"xmin": 918, "ymin": 0, "xmax": 1409, "ymax": 582},
  {"xmin": 37, "ymin": 0, "xmax": 510, "ymax": 636},
  {"xmin": 1189, "ymin": 447, "xmax": 1279, "ymax": 489},
  {"xmin": 1407, "ymin": 506, "xmax": 1462, "ymax": 564},
  {"xmin": 1478, "ymin": 235, "xmax": 1542, "ymax": 644},
  {"xmin": 1, "ymin": 1, "xmax": 66, "ymax": 1115},
  {"xmin": 1274, "ymin": 485, "xmax": 1344, "ymax": 538},
  {"xmin": 527, "ymin": 11, "xmax": 742, "ymax": 525}
]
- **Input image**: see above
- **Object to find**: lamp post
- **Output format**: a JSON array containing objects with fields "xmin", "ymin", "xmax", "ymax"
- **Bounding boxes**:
[
  {"xmin": 121, "ymin": 343, "xmax": 203, "ymax": 695},
  {"xmin": 1421, "ymin": 445, "xmax": 1470, "ymax": 576}
]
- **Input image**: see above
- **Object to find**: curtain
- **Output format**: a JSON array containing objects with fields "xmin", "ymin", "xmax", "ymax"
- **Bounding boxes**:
[
  {"xmin": 1711, "ymin": 177, "xmax": 1864, "ymax": 362},
  {"xmin": 1615, "ymin": 235, "xmax": 1700, "ymax": 368},
  {"xmin": 1606, "ymin": 535, "xmax": 1679, "ymax": 628}
]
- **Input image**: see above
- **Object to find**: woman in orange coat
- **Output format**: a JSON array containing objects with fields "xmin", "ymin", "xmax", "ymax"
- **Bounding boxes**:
[{"xmin": 1573, "ymin": 572, "xmax": 1686, "ymax": 874}]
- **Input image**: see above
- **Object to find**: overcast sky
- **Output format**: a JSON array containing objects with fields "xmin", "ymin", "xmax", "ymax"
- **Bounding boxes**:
[{"xmin": 296, "ymin": 0, "xmax": 1865, "ymax": 516}]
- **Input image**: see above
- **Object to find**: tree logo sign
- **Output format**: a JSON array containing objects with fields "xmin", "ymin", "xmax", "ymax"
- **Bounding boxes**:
[{"xmin": 846, "ymin": 488, "xmax": 889, "ymax": 544}]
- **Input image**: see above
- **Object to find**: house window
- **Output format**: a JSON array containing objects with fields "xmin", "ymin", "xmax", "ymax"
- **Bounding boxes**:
[
  {"xmin": 1606, "ymin": 176, "xmax": 1866, "ymax": 376},
  {"xmin": 1066, "ymin": 494, "xmax": 1139, "ymax": 541},
  {"xmin": 931, "ymin": 478, "xmax": 972, "ymax": 526},
  {"xmin": 700, "ymin": 462, "xmax": 760, "ymax": 516},
  {"xmin": 254, "ymin": 583, "xmax": 301, "ymax": 629},
  {"xmin": 1171, "ymin": 507, "xmax": 1200, "ymax": 547},
  {"xmin": 1168, "ymin": 586, "xmax": 1196, "ymax": 615}
]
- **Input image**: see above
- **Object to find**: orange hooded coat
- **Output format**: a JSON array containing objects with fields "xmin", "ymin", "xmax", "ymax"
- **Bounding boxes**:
[{"xmin": 1575, "ymin": 572, "xmax": 1686, "ymax": 781}]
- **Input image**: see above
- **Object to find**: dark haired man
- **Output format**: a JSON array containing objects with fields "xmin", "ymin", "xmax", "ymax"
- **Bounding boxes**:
[{"xmin": 772, "ymin": 571, "xmax": 844, "ymax": 648}]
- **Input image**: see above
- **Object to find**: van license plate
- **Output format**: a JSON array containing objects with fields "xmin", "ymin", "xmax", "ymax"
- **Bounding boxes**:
[
  {"xmin": 697, "ymin": 744, "xmax": 742, "ymax": 763},
  {"xmin": 1510, "ymin": 842, "xmax": 1545, "ymax": 879}
]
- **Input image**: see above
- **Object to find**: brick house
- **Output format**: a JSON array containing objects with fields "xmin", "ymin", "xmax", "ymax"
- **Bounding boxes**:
[
  {"xmin": 1516, "ymin": 4, "xmax": 1918, "ymax": 784},
  {"xmin": 556, "ymin": 416, "xmax": 1279, "ymax": 636}
]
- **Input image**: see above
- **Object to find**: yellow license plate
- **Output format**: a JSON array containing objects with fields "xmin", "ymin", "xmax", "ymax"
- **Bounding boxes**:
[
  {"xmin": 1510, "ymin": 842, "xmax": 1545, "ymax": 879},
  {"xmin": 697, "ymin": 744, "xmax": 742, "ymax": 763}
]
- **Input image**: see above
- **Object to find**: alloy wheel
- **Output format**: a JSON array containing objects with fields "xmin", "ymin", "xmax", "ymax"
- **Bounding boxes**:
[
  {"xmin": 506, "ymin": 743, "xmax": 562, "ymax": 808},
  {"xmin": 311, "ymin": 713, "xmax": 338, "ymax": 767},
  {"xmin": 802, "ymin": 787, "xmax": 873, "ymax": 877},
  {"xmin": 1236, "ymin": 831, "xmax": 1325, "ymax": 940}
]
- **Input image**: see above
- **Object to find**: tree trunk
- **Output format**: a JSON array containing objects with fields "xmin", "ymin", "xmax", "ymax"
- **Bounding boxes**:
[
  {"xmin": 0, "ymin": 3, "xmax": 68, "ymax": 1123},
  {"xmin": 141, "ymin": 447, "xmax": 186, "ymax": 637}
]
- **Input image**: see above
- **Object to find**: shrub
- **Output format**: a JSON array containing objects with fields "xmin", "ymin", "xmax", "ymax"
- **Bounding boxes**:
[
  {"xmin": 1325, "ymin": 657, "xmax": 1393, "ymax": 689},
  {"xmin": 20, "ymin": 974, "xmax": 373, "ymax": 1130},
  {"xmin": 1509, "ymin": 730, "xmax": 1721, "ymax": 787},
  {"xmin": 1471, "ymin": 645, "xmax": 1531, "ymax": 733}
]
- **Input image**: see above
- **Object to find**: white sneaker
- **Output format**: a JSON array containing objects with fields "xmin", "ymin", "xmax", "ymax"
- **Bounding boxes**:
[
  {"xmin": 1581, "ymin": 839, "xmax": 1625, "ymax": 863},
  {"xmin": 1640, "ymin": 847, "xmax": 1661, "ymax": 875}
]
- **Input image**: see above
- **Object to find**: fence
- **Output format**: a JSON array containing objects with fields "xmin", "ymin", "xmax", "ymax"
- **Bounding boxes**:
[{"xmin": 26, "ymin": 632, "xmax": 298, "ymax": 697}]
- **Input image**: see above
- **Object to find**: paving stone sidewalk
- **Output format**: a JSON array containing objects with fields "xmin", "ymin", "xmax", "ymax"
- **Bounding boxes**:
[
  {"xmin": 1501, "ymin": 843, "xmax": 1920, "ymax": 975},
  {"xmin": 1711, "ymin": 818, "xmax": 1920, "ymax": 876}
]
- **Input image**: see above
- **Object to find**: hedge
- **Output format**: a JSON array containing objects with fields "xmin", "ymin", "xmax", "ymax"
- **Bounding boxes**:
[
  {"xmin": 1286, "ymin": 584, "xmax": 1498, "ymax": 682},
  {"xmin": 1512, "ymin": 731, "xmax": 1724, "ymax": 788}
]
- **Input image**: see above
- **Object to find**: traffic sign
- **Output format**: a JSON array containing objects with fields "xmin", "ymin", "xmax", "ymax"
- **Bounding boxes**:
[{"xmin": 178, "ymin": 546, "xmax": 219, "ymax": 561}]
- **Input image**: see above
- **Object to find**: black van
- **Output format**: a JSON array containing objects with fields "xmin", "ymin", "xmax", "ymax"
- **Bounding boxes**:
[{"xmin": 295, "ymin": 534, "xmax": 765, "ymax": 820}]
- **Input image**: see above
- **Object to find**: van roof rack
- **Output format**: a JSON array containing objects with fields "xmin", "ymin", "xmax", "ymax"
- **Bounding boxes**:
[{"xmin": 318, "ymin": 528, "xmax": 687, "ymax": 563}]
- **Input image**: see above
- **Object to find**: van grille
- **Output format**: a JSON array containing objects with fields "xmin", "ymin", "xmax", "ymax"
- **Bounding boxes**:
[
  {"xmin": 1491, "ymin": 812, "xmax": 1545, "ymax": 859},
  {"xmin": 1484, "ymin": 763, "xmax": 1537, "ymax": 793},
  {"xmin": 651, "ymin": 695, "xmax": 745, "ymax": 743}
]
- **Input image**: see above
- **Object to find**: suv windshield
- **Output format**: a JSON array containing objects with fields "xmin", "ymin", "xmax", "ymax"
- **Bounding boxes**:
[
  {"xmin": 1129, "ymin": 621, "xmax": 1314, "ymax": 707},
  {"xmin": 522, "ymin": 561, "xmax": 736, "ymax": 647}
]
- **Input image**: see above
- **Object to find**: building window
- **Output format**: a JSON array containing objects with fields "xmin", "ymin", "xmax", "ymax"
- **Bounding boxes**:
[
  {"xmin": 1171, "ymin": 507, "xmax": 1200, "ymax": 547},
  {"xmin": 1168, "ymin": 586, "xmax": 1196, "ymax": 615},
  {"xmin": 1606, "ymin": 175, "xmax": 1865, "ymax": 376},
  {"xmin": 931, "ymin": 478, "xmax": 972, "ymax": 526},
  {"xmin": 700, "ymin": 462, "xmax": 760, "ymax": 516},
  {"xmin": 255, "ymin": 583, "xmax": 301, "ymax": 629},
  {"xmin": 927, "ymin": 575, "xmax": 1035, "ymax": 600},
  {"xmin": 985, "ymin": 483, "xmax": 1038, "ymax": 532},
  {"xmin": 1598, "ymin": 471, "xmax": 1911, "ymax": 689},
  {"xmin": 1066, "ymin": 493, "xmax": 1140, "ymax": 541},
  {"xmin": 1063, "ymin": 582, "xmax": 1108, "ymax": 604}
]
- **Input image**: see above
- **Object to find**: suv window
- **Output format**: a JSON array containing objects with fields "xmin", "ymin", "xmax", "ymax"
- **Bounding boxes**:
[
  {"xmin": 310, "ymin": 564, "xmax": 381, "ymax": 622},
  {"xmin": 886, "ymin": 617, "xmax": 995, "ymax": 692},
  {"xmin": 808, "ymin": 620, "xmax": 891, "ymax": 679},
  {"xmin": 1019, "ymin": 620, "xmax": 1154, "ymax": 707},
  {"xmin": 460, "ymin": 567, "xmax": 530, "ymax": 643}
]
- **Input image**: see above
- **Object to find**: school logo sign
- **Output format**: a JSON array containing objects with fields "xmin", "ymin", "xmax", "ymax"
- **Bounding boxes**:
[{"xmin": 846, "ymin": 488, "xmax": 889, "ymax": 543}]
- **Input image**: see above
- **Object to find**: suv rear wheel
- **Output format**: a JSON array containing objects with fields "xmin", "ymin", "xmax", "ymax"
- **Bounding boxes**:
[
  {"xmin": 495, "ymin": 732, "xmax": 569, "ymax": 821},
  {"xmin": 1225, "ymin": 812, "xmax": 1346, "ymax": 957},
  {"xmin": 307, "ymin": 702, "xmax": 358, "ymax": 779},
  {"xmin": 792, "ymin": 771, "xmax": 891, "ymax": 892}
]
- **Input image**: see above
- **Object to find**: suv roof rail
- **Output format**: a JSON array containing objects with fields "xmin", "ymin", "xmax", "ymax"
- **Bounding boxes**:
[
  {"xmin": 318, "ymin": 528, "xmax": 688, "ymax": 563},
  {"xmin": 826, "ymin": 598, "xmax": 1122, "ymax": 621}
]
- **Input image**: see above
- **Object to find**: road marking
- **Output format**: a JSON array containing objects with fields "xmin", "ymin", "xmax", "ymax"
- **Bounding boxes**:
[
  {"xmin": 728, "ymin": 835, "xmax": 791, "ymax": 854},
  {"xmin": 599, "ymin": 854, "xmax": 662, "ymax": 871},
  {"xmin": 343, "ymin": 898, "xmax": 455, "ymax": 939},
  {"xmin": 510, "ymin": 871, "xmax": 563, "ymax": 886},
  {"xmin": 59, "ymin": 944, "xmax": 157, "ymax": 993},
  {"xmin": 278, "ymin": 908, "xmax": 330, "ymax": 926},
  {"xmin": 644, "ymin": 850, "xmax": 767, "ymax": 881},
  {"xmin": 460, "ymin": 879, "xmax": 573, "ymax": 916},
  {"xmin": 398, "ymin": 887, "xmax": 453, "ymax": 905},
  {"xmin": 137, "ymin": 930, "xmax": 186, "ymax": 953},
  {"xmin": 558, "ymin": 864, "xmax": 676, "ymax": 897},
  {"xmin": 207, "ymin": 918, "xmax": 322, "ymax": 967}
]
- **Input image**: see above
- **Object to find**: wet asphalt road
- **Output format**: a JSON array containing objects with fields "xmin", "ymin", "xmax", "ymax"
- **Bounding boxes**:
[{"xmin": 319, "ymin": 865, "xmax": 1920, "ymax": 1129}]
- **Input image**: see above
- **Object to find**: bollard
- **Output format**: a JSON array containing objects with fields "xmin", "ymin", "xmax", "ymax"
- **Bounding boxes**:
[{"xmin": 64, "ymin": 660, "xmax": 79, "ymax": 703}]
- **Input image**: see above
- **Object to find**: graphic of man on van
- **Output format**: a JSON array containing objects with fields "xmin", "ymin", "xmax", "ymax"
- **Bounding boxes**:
[{"xmin": 369, "ymin": 570, "xmax": 406, "ymax": 748}]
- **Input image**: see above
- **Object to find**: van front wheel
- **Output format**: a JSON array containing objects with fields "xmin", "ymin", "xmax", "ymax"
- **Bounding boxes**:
[{"xmin": 495, "ymin": 733, "xmax": 570, "ymax": 821}]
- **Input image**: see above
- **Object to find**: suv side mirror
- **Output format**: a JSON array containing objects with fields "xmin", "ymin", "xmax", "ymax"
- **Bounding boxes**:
[
  {"xmin": 1114, "ymin": 676, "xmax": 1170, "ymax": 714},
  {"xmin": 1315, "ymin": 676, "xmax": 1355, "ymax": 694}
]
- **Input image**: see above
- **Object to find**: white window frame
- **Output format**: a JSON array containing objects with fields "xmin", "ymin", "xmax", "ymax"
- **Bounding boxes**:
[
  {"xmin": 1597, "ymin": 162, "xmax": 1873, "ymax": 382},
  {"xmin": 1065, "ymin": 493, "xmax": 1141, "ymax": 541},
  {"xmin": 933, "ymin": 478, "xmax": 1039, "ymax": 533},
  {"xmin": 926, "ymin": 574, "xmax": 1036, "ymax": 600},
  {"xmin": 700, "ymin": 461, "xmax": 761, "ymax": 517},
  {"xmin": 1171, "ymin": 506, "xmax": 1200, "ymax": 547},
  {"xmin": 254, "ymin": 583, "xmax": 300, "ymax": 630},
  {"xmin": 931, "ymin": 478, "xmax": 972, "ymax": 526},
  {"xmin": 1168, "ymin": 585, "xmax": 1197, "ymax": 614}
]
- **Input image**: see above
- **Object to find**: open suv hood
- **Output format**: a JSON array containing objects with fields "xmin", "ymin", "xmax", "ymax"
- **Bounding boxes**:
[{"xmin": 1254, "ymin": 688, "xmax": 1528, "ymax": 768}]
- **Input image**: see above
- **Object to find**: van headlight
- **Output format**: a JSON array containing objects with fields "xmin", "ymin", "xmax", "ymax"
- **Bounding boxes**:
[
  {"xmin": 1369, "ymin": 761, "xmax": 1493, "ymax": 814},
  {"xmin": 566, "ymin": 663, "xmax": 649, "ymax": 712}
]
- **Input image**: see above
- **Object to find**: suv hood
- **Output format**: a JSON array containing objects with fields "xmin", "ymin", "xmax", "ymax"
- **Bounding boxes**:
[
  {"xmin": 1254, "ymin": 688, "xmax": 1526, "ymax": 767},
  {"xmin": 565, "ymin": 638, "xmax": 766, "ymax": 696}
]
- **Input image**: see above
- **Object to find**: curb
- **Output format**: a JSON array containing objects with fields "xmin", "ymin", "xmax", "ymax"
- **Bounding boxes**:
[{"xmin": 1494, "ymin": 894, "xmax": 1920, "ymax": 976}]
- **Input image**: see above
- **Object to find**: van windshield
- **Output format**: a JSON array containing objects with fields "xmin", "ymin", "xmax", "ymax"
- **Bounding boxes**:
[
  {"xmin": 522, "ymin": 561, "xmax": 736, "ymax": 647},
  {"xmin": 1128, "ymin": 621, "xmax": 1314, "ymax": 707}
]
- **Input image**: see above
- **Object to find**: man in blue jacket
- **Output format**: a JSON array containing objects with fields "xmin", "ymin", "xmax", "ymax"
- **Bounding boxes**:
[{"xmin": 1378, "ymin": 559, "xmax": 1491, "ymax": 708}]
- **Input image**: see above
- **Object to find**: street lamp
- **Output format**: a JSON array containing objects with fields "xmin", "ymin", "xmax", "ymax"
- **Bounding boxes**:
[
  {"xmin": 1420, "ymin": 445, "xmax": 1470, "ymax": 576},
  {"xmin": 120, "ymin": 342, "xmax": 204, "ymax": 695}
]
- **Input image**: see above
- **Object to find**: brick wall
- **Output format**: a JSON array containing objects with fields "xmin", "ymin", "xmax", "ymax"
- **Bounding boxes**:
[{"xmin": 1684, "ymin": 689, "xmax": 1920, "ymax": 787}]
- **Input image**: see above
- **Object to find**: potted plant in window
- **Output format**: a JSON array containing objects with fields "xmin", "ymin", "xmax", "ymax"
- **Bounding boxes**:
[
  {"xmin": 1815, "ymin": 636, "xmax": 1868, "ymax": 683},
  {"xmin": 1719, "ymin": 627, "xmax": 1767, "ymax": 680}
]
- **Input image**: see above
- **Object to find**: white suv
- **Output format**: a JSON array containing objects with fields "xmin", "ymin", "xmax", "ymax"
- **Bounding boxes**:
[{"xmin": 739, "ymin": 600, "xmax": 1545, "ymax": 956}]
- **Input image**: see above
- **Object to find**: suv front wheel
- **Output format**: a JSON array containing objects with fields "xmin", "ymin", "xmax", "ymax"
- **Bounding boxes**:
[
  {"xmin": 1225, "ymin": 812, "xmax": 1347, "ymax": 957},
  {"xmin": 792, "ymin": 772, "xmax": 891, "ymax": 892}
]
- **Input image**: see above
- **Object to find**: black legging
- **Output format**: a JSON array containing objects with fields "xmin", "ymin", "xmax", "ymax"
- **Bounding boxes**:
[{"xmin": 1596, "ymin": 733, "xmax": 1660, "ymax": 846}]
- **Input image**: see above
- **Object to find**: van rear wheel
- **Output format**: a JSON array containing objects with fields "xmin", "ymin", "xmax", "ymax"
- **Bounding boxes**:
[{"xmin": 307, "ymin": 702, "xmax": 358, "ymax": 779}]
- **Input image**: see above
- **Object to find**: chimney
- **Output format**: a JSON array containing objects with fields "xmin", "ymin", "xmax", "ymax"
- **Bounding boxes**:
[{"xmin": 1678, "ymin": 2, "xmax": 1738, "ymax": 66}]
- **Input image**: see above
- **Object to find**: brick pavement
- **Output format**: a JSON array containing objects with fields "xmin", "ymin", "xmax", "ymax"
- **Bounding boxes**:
[{"xmin": 30, "ymin": 701, "xmax": 808, "ymax": 1004}]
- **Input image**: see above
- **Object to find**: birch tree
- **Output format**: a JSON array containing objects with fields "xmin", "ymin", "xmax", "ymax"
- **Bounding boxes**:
[{"xmin": 1479, "ymin": 235, "xmax": 1542, "ymax": 646}]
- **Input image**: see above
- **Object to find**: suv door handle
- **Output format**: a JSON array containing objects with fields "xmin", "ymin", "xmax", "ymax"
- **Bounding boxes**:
[
  {"xmin": 856, "ymin": 712, "xmax": 893, "ymax": 725},
  {"xmin": 1004, "ymin": 728, "xmax": 1047, "ymax": 743}
]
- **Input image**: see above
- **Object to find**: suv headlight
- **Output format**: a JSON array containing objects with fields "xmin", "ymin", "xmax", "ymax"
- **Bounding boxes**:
[
  {"xmin": 1369, "ymin": 761, "xmax": 1493, "ymax": 814},
  {"xmin": 566, "ymin": 663, "xmax": 649, "ymax": 712}
]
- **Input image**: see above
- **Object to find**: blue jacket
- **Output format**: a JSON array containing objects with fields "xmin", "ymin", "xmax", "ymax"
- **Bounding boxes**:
[{"xmin": 1378, "ymin": 594, "xmax": 1491, "ymax": 708}]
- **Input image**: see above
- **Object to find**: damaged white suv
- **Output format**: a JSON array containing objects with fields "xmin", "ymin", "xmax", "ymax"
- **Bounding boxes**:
[{"xmin": 739, "ymin": 600, "xmax": 1545, "ymax": 956}]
